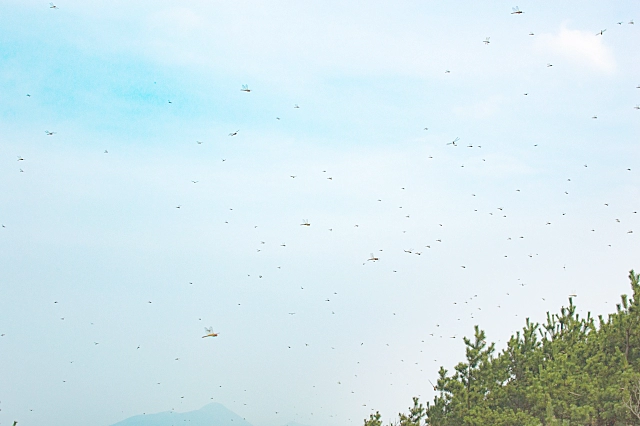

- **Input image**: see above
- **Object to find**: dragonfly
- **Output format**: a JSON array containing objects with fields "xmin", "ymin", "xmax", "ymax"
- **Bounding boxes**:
[
  {"xmin": 50, "ymin": 2, "xmax": 59, "ymax": 9},
  {"xmin": 483, "ymin": 37, "xmax": 490, "ymax": 45},
  {"xmin": 300, "ymin": 219, "xmax": 310, "ymax": 226},
  {"xmin": 45, "ymin": 130, "xmax": 56, "ymax": 136},
  {"xmin": 596, "ymin": 29, "xmax": 606, "ymax": 36},
  {"xmin": 229, "ymin": 130, "xmax": 239, "ymax": 136},
  {"xmin": 511, "ymin": 6, "xmax": 523, "ymax": 14},
  {"xmin": 294, "ymin": 104, "xmax": 300, "ymax": 109},
  {"xmin": 202, "ymin": 327, "xmax": 219, "ymax": 338},
  {"xmin": 368, "ymin": 253, "xmax": 379, "ymax": 261},
  {"xmin": 241, "ymin": 84, "xmax": 251, "ymax": 92},
  {"xmin": 447, "ymin": 137, "xmax": 459, "ymax": 146},
  {"xmin": 634, "ymin": 105, "xmax": 640, "ymax": 110}
]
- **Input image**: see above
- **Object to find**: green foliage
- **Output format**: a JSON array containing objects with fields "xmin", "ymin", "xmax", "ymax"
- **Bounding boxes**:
[
  {"xmin": 366, "ymin": 270, "xmax": 640, "ymax": 426},
  {"xmin": 364, "ymin": 411, "xmax": 383, "ymax": 426}
]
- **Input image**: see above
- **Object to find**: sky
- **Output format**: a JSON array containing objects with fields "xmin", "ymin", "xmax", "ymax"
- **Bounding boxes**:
[{"xmin": 0, "ymin": 0, "xmax": 639, "ymax": 425}]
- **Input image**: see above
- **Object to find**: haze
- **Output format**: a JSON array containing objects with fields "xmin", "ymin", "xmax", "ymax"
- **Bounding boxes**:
[{"xmin": 0, "ymin": 1, "xmax": 638, "ymax": 425}]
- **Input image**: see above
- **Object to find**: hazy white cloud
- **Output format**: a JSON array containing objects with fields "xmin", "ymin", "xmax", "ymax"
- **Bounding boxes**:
[
  {"xmin": 453, "ymin": 95, "xmax": 505, "ymax": 120},
  {"xmin": 146, "ymin": 7, "xmax": 205, "ymax": 37},
  {"xmin": 536, "ymin": 24, "xmax": 616, "ymax": 73},
  {"xmin": 127, "ymin": 2, "xmax": 487, "ymax": 80}
]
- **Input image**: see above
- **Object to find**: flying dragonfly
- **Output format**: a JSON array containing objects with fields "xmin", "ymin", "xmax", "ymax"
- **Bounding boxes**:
[
  {"xmin": 50, "ymin": 2, "xmax": 58, "ymax": 9},
  {"xmin": 629, "ymin": 20, "xmax": 634, "ymax": 25},
  {"xmin": 368, "ymin": 253, "xmax": 379, "ymax": 262},
  {"xmin": 300, "ymin": 219, "xmax": 310, "ymax": 226},
  {"xmin": 241, "ymin": 84, "xmax": 251, "ymax": 92},
  {"xmin": 483, "ymin": 37, "xmax": 490, "ymax": 45},
  {"xmin": 45, "ymin": 130, "xmax": 56, "ymax": 136},
  {"xmin": 596, "ymin": 29, "xmax": 606, "ymax": 36},
  {"xmin": 202, "ymin": 327, "xmax": 218, "ymax": 338},
  {"xmin": 229, "ymin": 130, "xmax": 239, "ymax": 136},
  {"xmin": 511, "ymin": 6, "xmax": 523, "ymax": 14},
  {"xmin": 447, "ymin": 137, "xmax": 459, "ymax": 146},
  {"xmin": 634, "ymin": 105, "xmax": 640, "ymax": 110}
]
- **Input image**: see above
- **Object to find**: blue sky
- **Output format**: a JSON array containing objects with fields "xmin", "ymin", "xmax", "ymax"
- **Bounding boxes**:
[{"xmin": 1, "ymin": 1, "xmax": 639, "ymax": 425}]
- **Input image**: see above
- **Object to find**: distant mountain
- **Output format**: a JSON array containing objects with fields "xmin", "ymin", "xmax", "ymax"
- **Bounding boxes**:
[{"xmin": 110, "ymin": 403, "xmax": 254, "ymax": 426}]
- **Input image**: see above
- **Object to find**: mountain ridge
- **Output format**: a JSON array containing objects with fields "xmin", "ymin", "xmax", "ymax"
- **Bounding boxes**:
[{"xmin": 110, "ymin": 402, "xmax": 253, "ymax": 426}]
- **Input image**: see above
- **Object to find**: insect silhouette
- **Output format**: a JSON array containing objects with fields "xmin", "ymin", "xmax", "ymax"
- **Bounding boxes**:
[
  {"xmin": 45, "ymin": 130, "xmax": 56, "ymax": 136},
  {"xmin": 483, "ymin": 37, "xmax": 490, "ymax": 45},
  {"xmin": 301, "ymin": 219, "xmax": 310, "ymax": 226},
  {"xmin": 447, "ymin": 137, "xmax": 460, "ymax": 146},
  {"xmin": 596, "ymin": 29, "xmax": 606, "ymax": 36},
  {"xmin": 368, "ymin": 253, "xmax": 379, "ymax": 262},
  {"xmin": 241, "ymin": 84, "xmax": 251, "ymax": 92},
  {"xmin": 50, "ymin": 2, "xmax": 58, "ymax": 9},
  {"xmin": 229, "ymin": 130, "xmax": 239, "ymax": 136},
  {"xmin": 511, "ymin": 6, "xmax": 523, "ymax": 14},
  {"xmin": 202, "ymin": 327, "xmax": 219, "ymax": 338}
]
